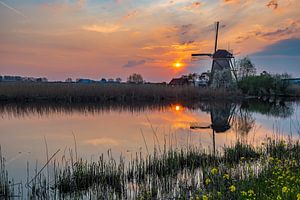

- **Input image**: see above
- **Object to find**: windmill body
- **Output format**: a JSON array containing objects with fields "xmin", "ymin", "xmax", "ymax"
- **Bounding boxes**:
[{"xmin": 192, "ymin": 22, "xmax": 236, "ymax": 88}]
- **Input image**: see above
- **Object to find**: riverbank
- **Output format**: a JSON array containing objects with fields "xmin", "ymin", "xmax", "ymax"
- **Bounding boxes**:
[
  {"xmin": 1, "ymin": 139, "xmax": 300, "ymax": 199},
  {"xmin": 0, "ymin": 82, "xmax": 242, "ymax": 103}
]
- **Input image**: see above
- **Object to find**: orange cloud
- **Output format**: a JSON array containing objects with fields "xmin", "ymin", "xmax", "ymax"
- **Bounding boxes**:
[
  {"xmin": 181, "ymin": 2, "xmax": 202, "ymax": 11},
  {"xmin": 223, "ymin": 0, "xmax": 240, "ymax": 4},
  {"xmin": 266, "ymin": 0, "xmax": 278, "ymax": 10},
  {"xmin": 82, "ymin": 24, "xmax": 123, "ymax": 33}
]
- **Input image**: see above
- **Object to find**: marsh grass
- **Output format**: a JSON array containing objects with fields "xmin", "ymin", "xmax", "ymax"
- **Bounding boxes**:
[
  {"xmin": 2, "ymin": 139, "xmax": 300, "ymax": 199},
  {"xmin": 0, "ymin": 147, "xmax": 23, "ymax": 199},
  {"xmin": 50, "ymin": 140, "xmax": 300, "ymax": 199},
  {"xmin": 0, "ymin": 82, "xmax": 240, "ymax": 103},
  {"xmin": 0, "ymin": 147, "xmax": 10, "ymax": 198}
]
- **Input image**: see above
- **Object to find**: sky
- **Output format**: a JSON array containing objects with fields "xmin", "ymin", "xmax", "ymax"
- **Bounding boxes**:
[{"xmin": 0, "ymin": 0, "xmax": 300, "ymax": 81}]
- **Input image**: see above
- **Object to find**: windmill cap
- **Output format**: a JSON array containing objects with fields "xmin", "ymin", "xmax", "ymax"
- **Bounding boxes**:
[{"xmin": 213, "ymin": 49, "xmax": 233, "ymax": 58}]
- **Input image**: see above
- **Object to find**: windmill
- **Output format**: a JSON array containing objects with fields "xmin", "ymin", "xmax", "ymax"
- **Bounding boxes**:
[
  {"xmin": 191, "ymin": 22, "xmax": 237, "ymax": 88},
  {"xmin": 190, "ymin": 103, "xmax": 236, "ymax": 155}
]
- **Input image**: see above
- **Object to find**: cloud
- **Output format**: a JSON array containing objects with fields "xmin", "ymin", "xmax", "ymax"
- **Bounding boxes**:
[
  {"xmin": 253, "ymin": 38, "xmax": 300, "ymax": 56},
  {"xmin": 181, "ymin": 2, "xmax": 202, "ymax": 11},
  {"xmin": 266, "ymin": 0, "xmax": 278, "ymax": 10},
  {"xmin": 235, "ymin": 20, "xmax": 300, "ymax": 43},
  {"xmin": 123, "ymin": 60, "xmax": 146, "ymax": 68},
  {"xmin": 85, "ymin": 138, "xmax": 119, "ymax": 146},
  {"xmin": 82, "ymin": 24, "xmax": 122, "ymax": 33},
  {"xmin": 223, "ymin": 0, "xmax": 240, "ymax": 4}
]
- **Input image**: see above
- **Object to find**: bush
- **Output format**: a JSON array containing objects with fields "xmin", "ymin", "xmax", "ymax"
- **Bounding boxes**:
[{"xmin": 237, "ymin": 74, "xmax": 290, "ymax": 96}]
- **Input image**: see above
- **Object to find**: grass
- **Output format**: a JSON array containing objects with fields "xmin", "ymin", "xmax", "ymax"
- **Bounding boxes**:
[
  {"xmin": 0, "ymin": 147, "xmax": 12, "ymax": 199},
  {"xmin": 0, "ymin": 82, "xmax": 241, "ymax": 103},
  {"xmin": 52, "ymin": 139, "xmax": 300, "ymax": 199},
  {"xmin": 2, "ymin": 139, "xmax": 300, "ymax": 199}
]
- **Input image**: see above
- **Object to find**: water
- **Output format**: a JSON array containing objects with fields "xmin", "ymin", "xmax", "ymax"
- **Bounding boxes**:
[{"xmin": 0, "ymin": 100, "xmax": 299, "ymax": 187}]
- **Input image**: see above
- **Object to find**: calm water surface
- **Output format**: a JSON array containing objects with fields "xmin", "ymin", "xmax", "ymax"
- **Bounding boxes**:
[{"xmin": 0, "ymin": 100, "xmax": 299, "ymax": 183}]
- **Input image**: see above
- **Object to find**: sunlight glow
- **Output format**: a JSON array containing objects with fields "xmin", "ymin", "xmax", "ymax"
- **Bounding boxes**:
[
  {"xmin": 173, "ymin": 105, "xmax": 183, "ymax": 112},
  {"xmin": 173, "ymin": 62, "xmax": 183, "ymax": 69}
]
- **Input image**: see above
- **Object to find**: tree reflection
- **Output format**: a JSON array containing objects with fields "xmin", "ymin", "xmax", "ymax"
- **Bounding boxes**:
[
  {"xmin": 241, "ymin": 99, "xmax": 294, "ymax": 118},
  {"xmin": 232, "ymin": 109, "xmax": 255, "ymax": 139}
]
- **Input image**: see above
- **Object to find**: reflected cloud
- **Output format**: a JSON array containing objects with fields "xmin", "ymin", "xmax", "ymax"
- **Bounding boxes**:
[{"xmin": 85, "ymin": 138, "xmax": 120, "ymax": 146}]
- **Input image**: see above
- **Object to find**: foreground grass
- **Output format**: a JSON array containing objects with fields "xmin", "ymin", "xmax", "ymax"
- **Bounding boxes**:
[
  {"xmin": 52, "ymin": 140, "xmax": 300, "ymax": 199},
  {"xmin": 2, "ymin": 140, "xmax": 300, "ymax": 199},
  {"xmin": 0, "ymin": 147, "xmax": 12, "ymax": 199}
]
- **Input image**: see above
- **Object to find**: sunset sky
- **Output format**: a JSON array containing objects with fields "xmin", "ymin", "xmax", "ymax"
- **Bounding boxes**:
[{"xmin": 0, "ymin": 0, "xmax": 300, "ymax": 81}]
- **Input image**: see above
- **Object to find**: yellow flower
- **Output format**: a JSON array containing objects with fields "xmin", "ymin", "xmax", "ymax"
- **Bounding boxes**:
[
  {"xmin": 276, "ymin": 195, "xmax": 282, "ymax": 200},
  {"xmin": 205, "ymin": 178, "xmax": 211, "ymax": 185},
  {"xmin": 223, "ymin": 174, "xmax": 229, "ymax": 180},
  {"xmin": 297, "ymin": 193, "xmax": 300, "ymax": 200},
  {"xmin": 241, "ymin": 191, "xmax": 247, "ymax": 196},
  {"xmin": 282, "ymin": 186, "xmax": 288, "ymax": 193},
  {"xmin": 248, "ymin": 189, "xmax": 255, "ymax": 196},
  {"xmin": 229, "ymin": 185, "xmax": 236, "ymax": 192},
  {"xmin": 195, "ymin": 195, "xmax": 200, "ymax": 200},
  {"xmin": 211, "ymin": 167, "xmax": 218, "ymax": 175},
  {"xmin": 202, "ymin": 195, "xmax": 208, "ymax": 200}
]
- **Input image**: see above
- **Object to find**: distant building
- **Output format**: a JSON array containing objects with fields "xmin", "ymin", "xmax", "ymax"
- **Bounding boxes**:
[
  {"xmin": 76, "ymin": 78, "xmax": 96, "ymax": 83},
  {"xmin": 169, "ymin": 72, "xmax": 210, "ymax": 87},
  {"xmin": 282, "ymin": 78, "xmax": 300, "ymax": 85},
  {"xmin": 169, "ymin": 77, "xmax": 189, "ymax": 86}
]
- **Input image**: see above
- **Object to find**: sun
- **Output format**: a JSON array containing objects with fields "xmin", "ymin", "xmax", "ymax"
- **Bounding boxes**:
[
  {"xmin": 172, "ymin": 104, "xmax": 183, "ymax": 112},
  {"xmin": 173, "ymin": 62, "xmax": 183, "ymax": 69}
]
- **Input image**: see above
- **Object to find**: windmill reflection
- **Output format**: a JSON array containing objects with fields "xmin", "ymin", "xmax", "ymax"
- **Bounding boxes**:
[{"xmin": 190, "ymin": 102, "xmax": 236, "ymax": 155}]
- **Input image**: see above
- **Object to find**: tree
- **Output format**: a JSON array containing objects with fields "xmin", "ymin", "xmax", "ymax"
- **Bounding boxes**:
[
  {"xmin": 237, "ymin": 57, "xmax": 256, "ymax": 80},
  {"xmin": 65, "ymin": 78, "xmax": 72, "ymax": 83},
  {"xmin": 127, "ymin": 73, "xmax": 144, "ymax": 84},
  {"xmin": 116, "ymin": 78, "xmax": 122, "ymax": 83}
]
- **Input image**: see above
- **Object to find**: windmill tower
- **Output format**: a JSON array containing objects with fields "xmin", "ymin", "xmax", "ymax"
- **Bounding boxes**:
[{"xmin": 192, "ymin": 22, "xmax": 236, "ymax": 88}]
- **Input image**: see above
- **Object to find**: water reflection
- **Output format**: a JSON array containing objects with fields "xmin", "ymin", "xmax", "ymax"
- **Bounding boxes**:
[
  {"xmin": 241, "ymin": 99, "xmax": 294, "ymax": 118},
  {"xmin": 0, "ymin": 99, "xmax": 299, "ymax": 184},
  {"xmin": 190, "ymin": 102, "xmax": 236, "ymax": 154}
]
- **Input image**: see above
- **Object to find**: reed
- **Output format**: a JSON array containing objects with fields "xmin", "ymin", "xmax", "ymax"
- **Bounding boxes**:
[
  {"xmin": 0, "ymin": 82, "xmax": 241, "ymax": 103},
  {"xmin": 2, "ymin": 139, "xmax": 300, "ymax": 199},
  {"xmin": 52, "ymin": 139, "xmax": 300, "ymax": 199}
]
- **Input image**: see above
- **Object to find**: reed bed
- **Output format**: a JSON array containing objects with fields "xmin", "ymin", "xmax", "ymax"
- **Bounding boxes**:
[
  {"xmin": 2, "ymin": 139, "xmax": 300, "ymax": 199},
  {"xmin": 0, "ymin": 147, "xmax": 20, "ymax": 199},
  {"xmin": 0, "ymin": 82, "xmax": 240, "ymax": 103},
  {"xmin": 52, "ymin": 140, "xmax": 300, "ymax": 199},
  {"xmin": 0, "ymin": 147, "xmax": 10, "ymax": 198}
]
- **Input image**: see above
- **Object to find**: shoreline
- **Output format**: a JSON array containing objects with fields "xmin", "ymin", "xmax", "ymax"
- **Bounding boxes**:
[
  {"xmin": 0, "ymin": 82, "xmax": 243, "ymax": 103},
  {"xmin": 2, "ymin": 82, "xmax": 300, "ymax": 104}
]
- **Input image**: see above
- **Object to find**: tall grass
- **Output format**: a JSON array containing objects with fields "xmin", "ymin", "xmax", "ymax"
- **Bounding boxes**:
[
  {"xmin": 0, "ymin": 146, "xmax": 10, "ymax": 198},
  {"xmin": 52, "ymin": 139, "xmax": 300, "ymax": 199},
  {"xmin": 0, "ymin": 82, "xmax": 241, "ymax": 103},
  {"xmin": 2, "ymin": 139, "xmax": 300, "ymax": 199}
]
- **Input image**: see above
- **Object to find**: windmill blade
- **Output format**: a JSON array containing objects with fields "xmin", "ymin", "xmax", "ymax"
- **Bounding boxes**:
[
  {"xmin": 191, "ymin": 53, "xmax": 213, "ymax": 57},
  {"xmin": 190, "ymin": 122, "xmax": 211, "ymax": 129}
]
